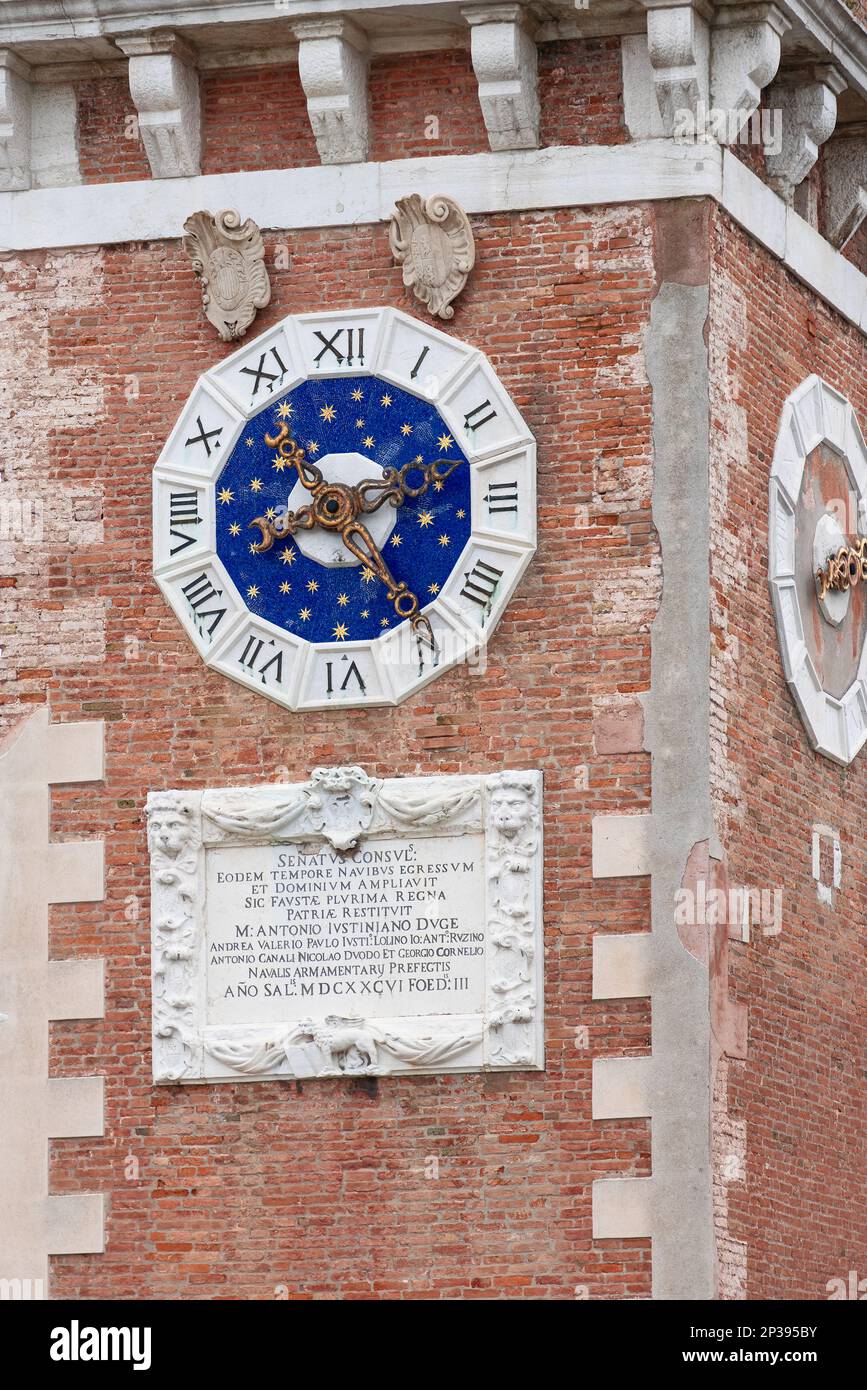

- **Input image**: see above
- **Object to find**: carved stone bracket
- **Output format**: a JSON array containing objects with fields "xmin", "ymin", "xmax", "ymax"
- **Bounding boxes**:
[
  {"xmin": 115, "ymin": 29, "xmax": 201, "ymax": 179},
  {"xmin": 389, "ymin": 193, "xmax": 476, "ymax": 320},
  {"xmin": 645, "ymin": 2, "xmax": 711, "ymax": 136},
  {"xmin": 0, "ymin": 49, "xmax": 32, "ymax": 190},
  {"xmin": 462, "ymin": 4, "xmax": 540, "ymax": 152},
  {"xmin": 183, "ymin": 208, "xmax": 271, "ymax": 342},
  {"xmin": 293, "ymin": 17, "xmax": 370, "ymax": 165},
  {"xmin": 148, "ymin": 768, "xmax": 544, "ymax": 1083},
  {"xmin": 643, "ymin": 1, "xmax": 788, "ymax": 142},
  {"xmin": 765, "ymin": 66, "xmax": 845, "ymax": 204},
  {"xmin": 823, "ymin": 123, "xmax": 867, "ymax": 250},
  {"xmin": 710, "ymin": 3, "xmax": 789, "ymax": 131}
]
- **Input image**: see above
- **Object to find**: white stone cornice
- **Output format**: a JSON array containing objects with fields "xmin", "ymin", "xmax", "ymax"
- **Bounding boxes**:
[
  {"xmin": 293, "ymin": 16, "xmax": 370, "ymax": 165},
  {"xmin": 115, "ymin": 28, "xmax": 201, "ymax": 179},
  {"xmin": 0, "ymin": 49, "xmax": 32, "ymax": 190},
  {"xmin": 2, "ymin": 139, "xmax": 865, "ymax": 337},
  {"xmin": 823, "ymin": 123, "xmax": 867, "ymax": 248},
  {"xmin": 462, "ymin": 4, "xmax": 540, "ymax": 152},
  {"xmin": 765, "ymin": 64, "xmax": 845, "ymax": 202}
]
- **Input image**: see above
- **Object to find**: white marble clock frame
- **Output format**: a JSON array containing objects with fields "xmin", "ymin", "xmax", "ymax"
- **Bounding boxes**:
[{"xmin": 152, "ymin": 306, "xmax": 537, "ymax": 710}]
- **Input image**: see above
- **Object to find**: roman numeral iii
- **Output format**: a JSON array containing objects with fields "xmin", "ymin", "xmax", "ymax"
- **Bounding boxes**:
[{"xmin": 484, "ymin": 481, "xmax": 518, "ymax": 514}]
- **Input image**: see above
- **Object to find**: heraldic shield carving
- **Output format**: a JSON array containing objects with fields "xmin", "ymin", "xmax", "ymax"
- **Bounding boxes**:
[{"xmin": 389, "ymin": 194, "xmax": 475, "ymax": 321}]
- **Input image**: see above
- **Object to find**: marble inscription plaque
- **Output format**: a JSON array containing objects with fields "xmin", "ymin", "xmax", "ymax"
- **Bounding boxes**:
[{"xmin": 147, "ymin": 766, "xmax": 543, "ymax": 1082}]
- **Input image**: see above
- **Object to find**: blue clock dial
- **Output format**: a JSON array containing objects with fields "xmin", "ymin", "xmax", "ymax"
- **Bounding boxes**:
[{"xmin": 214, "ymin": 374, "xmax": 472, "ymax": 645}]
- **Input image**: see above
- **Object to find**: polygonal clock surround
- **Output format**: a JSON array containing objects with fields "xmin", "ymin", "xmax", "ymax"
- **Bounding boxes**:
[
  {"xmin": 152, "ymin": 307, "xmax": 537, "ymax": 711},
  {"xmin": 769, "ymin": 374, "xmax": 867, "ymax": 765}
]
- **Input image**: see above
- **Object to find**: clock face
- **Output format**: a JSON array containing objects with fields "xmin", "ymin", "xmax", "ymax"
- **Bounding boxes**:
[
  {"xmin": 152, "ymin": 307, "xmax": 536, "ymax": 709},
  {"xmin": 769, "ymin": 374, "xmax": 867, "ymax": 764}
]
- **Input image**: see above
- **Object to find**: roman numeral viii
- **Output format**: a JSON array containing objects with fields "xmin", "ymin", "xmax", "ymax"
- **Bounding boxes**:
[
  {"xmin": 169, "ymin": 490, "xmax": 202, "ymax": 554},
  {"xmin": 181, "ymin": 572, "xmax": 226, "ymax": 640}
]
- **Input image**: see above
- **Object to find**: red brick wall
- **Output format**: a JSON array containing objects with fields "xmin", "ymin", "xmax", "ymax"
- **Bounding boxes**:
[
  {"xmin": 709, "ymin": 207, "xmax": 867, "ymax": 1299},
  {"xmin": 0, "ymin": 206, "xmax": 661, "ymax": 1298},
  {"xmin": 538, "ymin": 38, "xmax": 627, "ymax": 147},
  {"xmin": 73, "ymin": 41, "xmax": 626, "ymax": 184},
  {"xmin": 201, "ymin": 65, "xmax": 319, "ymax": 174},
  {"xmin": 76, "ymin": 78, "xmax": 151, "ymax": 184}
]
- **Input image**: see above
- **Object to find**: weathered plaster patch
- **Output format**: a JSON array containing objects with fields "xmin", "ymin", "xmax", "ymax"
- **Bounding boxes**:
[{"xmin": 708, "ymin": 257, "xmax": 747, "ymax": 837}]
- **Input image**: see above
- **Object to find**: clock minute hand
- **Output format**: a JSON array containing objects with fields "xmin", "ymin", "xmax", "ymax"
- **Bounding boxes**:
[{"xmin": 339, "ymin": 518, "xmax": 436, "ymax": 653}]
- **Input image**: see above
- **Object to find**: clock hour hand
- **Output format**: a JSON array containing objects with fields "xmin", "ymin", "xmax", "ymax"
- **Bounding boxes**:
[{"xmin": 340, "ymin": 518, "xmax": 436, "ymax": 656}]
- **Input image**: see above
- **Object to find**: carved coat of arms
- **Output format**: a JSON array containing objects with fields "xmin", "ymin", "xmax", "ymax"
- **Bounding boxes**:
[
  {"xmin": 183, "ymin": 207, "xmax": 271, "ymax": 341},
  {"xmin": 388, "ymin": 194, "xmax": 475, "ymax": 320}
]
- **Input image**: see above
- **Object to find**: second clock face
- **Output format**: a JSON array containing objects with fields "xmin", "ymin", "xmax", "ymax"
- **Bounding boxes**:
[{"xmin": 152, "ymin": 306, "xmax": 536, "ymax": 710}]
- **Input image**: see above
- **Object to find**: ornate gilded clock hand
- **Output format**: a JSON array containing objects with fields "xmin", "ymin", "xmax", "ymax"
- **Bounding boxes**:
[
  {"xmin": 354, "ymin": 457, "xmax": 461, "ymax": 515},
  {"xmin": 248, "ymin": 423, "xmax": 322, "ymax": 552},
  {"xmin": 246, "ymin": 423, "xmax": 436, "ymax": 654},
  {"xmin": 338, "ymin": 518, "xmax": 436, "ymax": 654}
]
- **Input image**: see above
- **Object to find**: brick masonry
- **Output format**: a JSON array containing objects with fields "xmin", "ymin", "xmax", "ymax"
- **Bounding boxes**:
[
  {"xmin": 1, "ymin": 25, "xmax": 864, "ymax": 1298},
  {"xmin": 3, "ymin": 205, "xmax": 657, "ymax": 1300},
  {"xmin": 709, "ymin": 206, "xmax": 867, "ymax": 1299}
]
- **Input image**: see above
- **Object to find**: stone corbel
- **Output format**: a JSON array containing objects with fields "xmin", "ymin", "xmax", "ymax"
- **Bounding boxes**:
[
  {"xmin": 293, "ymin": 17, "xmax": 370, "ymax": 165},
  {"xmin": 823, "ymin": 123, "xmax": 867, "ymax": 249},
  {"xmin": 461, "ymin": 4, "xmax": 540, "ymax": 152},
  {"xmin": 0, "ymin": 49, "xmax": 33, "ymax": 190},
  {"xmin": 710, "ymin": 2, "xmax": 789, "ymax": 135},
  {"xmin": 764, "ymin": 65, "xmax": 845, "ymax": 204},
  {"xmin": 644, "ymin": 1, "xmax": 711, "ymax": 137},
  {"xmin": 115, "ymin": 30, "xmax": 201, "ymax": 179}
]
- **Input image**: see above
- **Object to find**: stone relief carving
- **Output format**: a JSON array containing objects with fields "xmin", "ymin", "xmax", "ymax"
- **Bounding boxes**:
[
  {"xmin": 485, "ymin": 772, "xmax": 541, "ymax": 1067},
  {"xmin": 149, "ymin": 768, "xmax": 543, "ymax": 1082},
  {"xmin": 147, "ymin": 791, "xmax": 203, "ymax": 1082},
  {"xmin": 204, "ymin": 1016, "xmax": 484, "ymax": 1079},
  {"xmin": 183, "ymin": 208, "xmax": 271, "ymax": 342},
  {"xmin": 201, "ymin": 765, "xmax": 481, "ymax": 853},
  {"xmin": 388, "ymin": 194, "xmax": 475, "ymax": 321}
]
